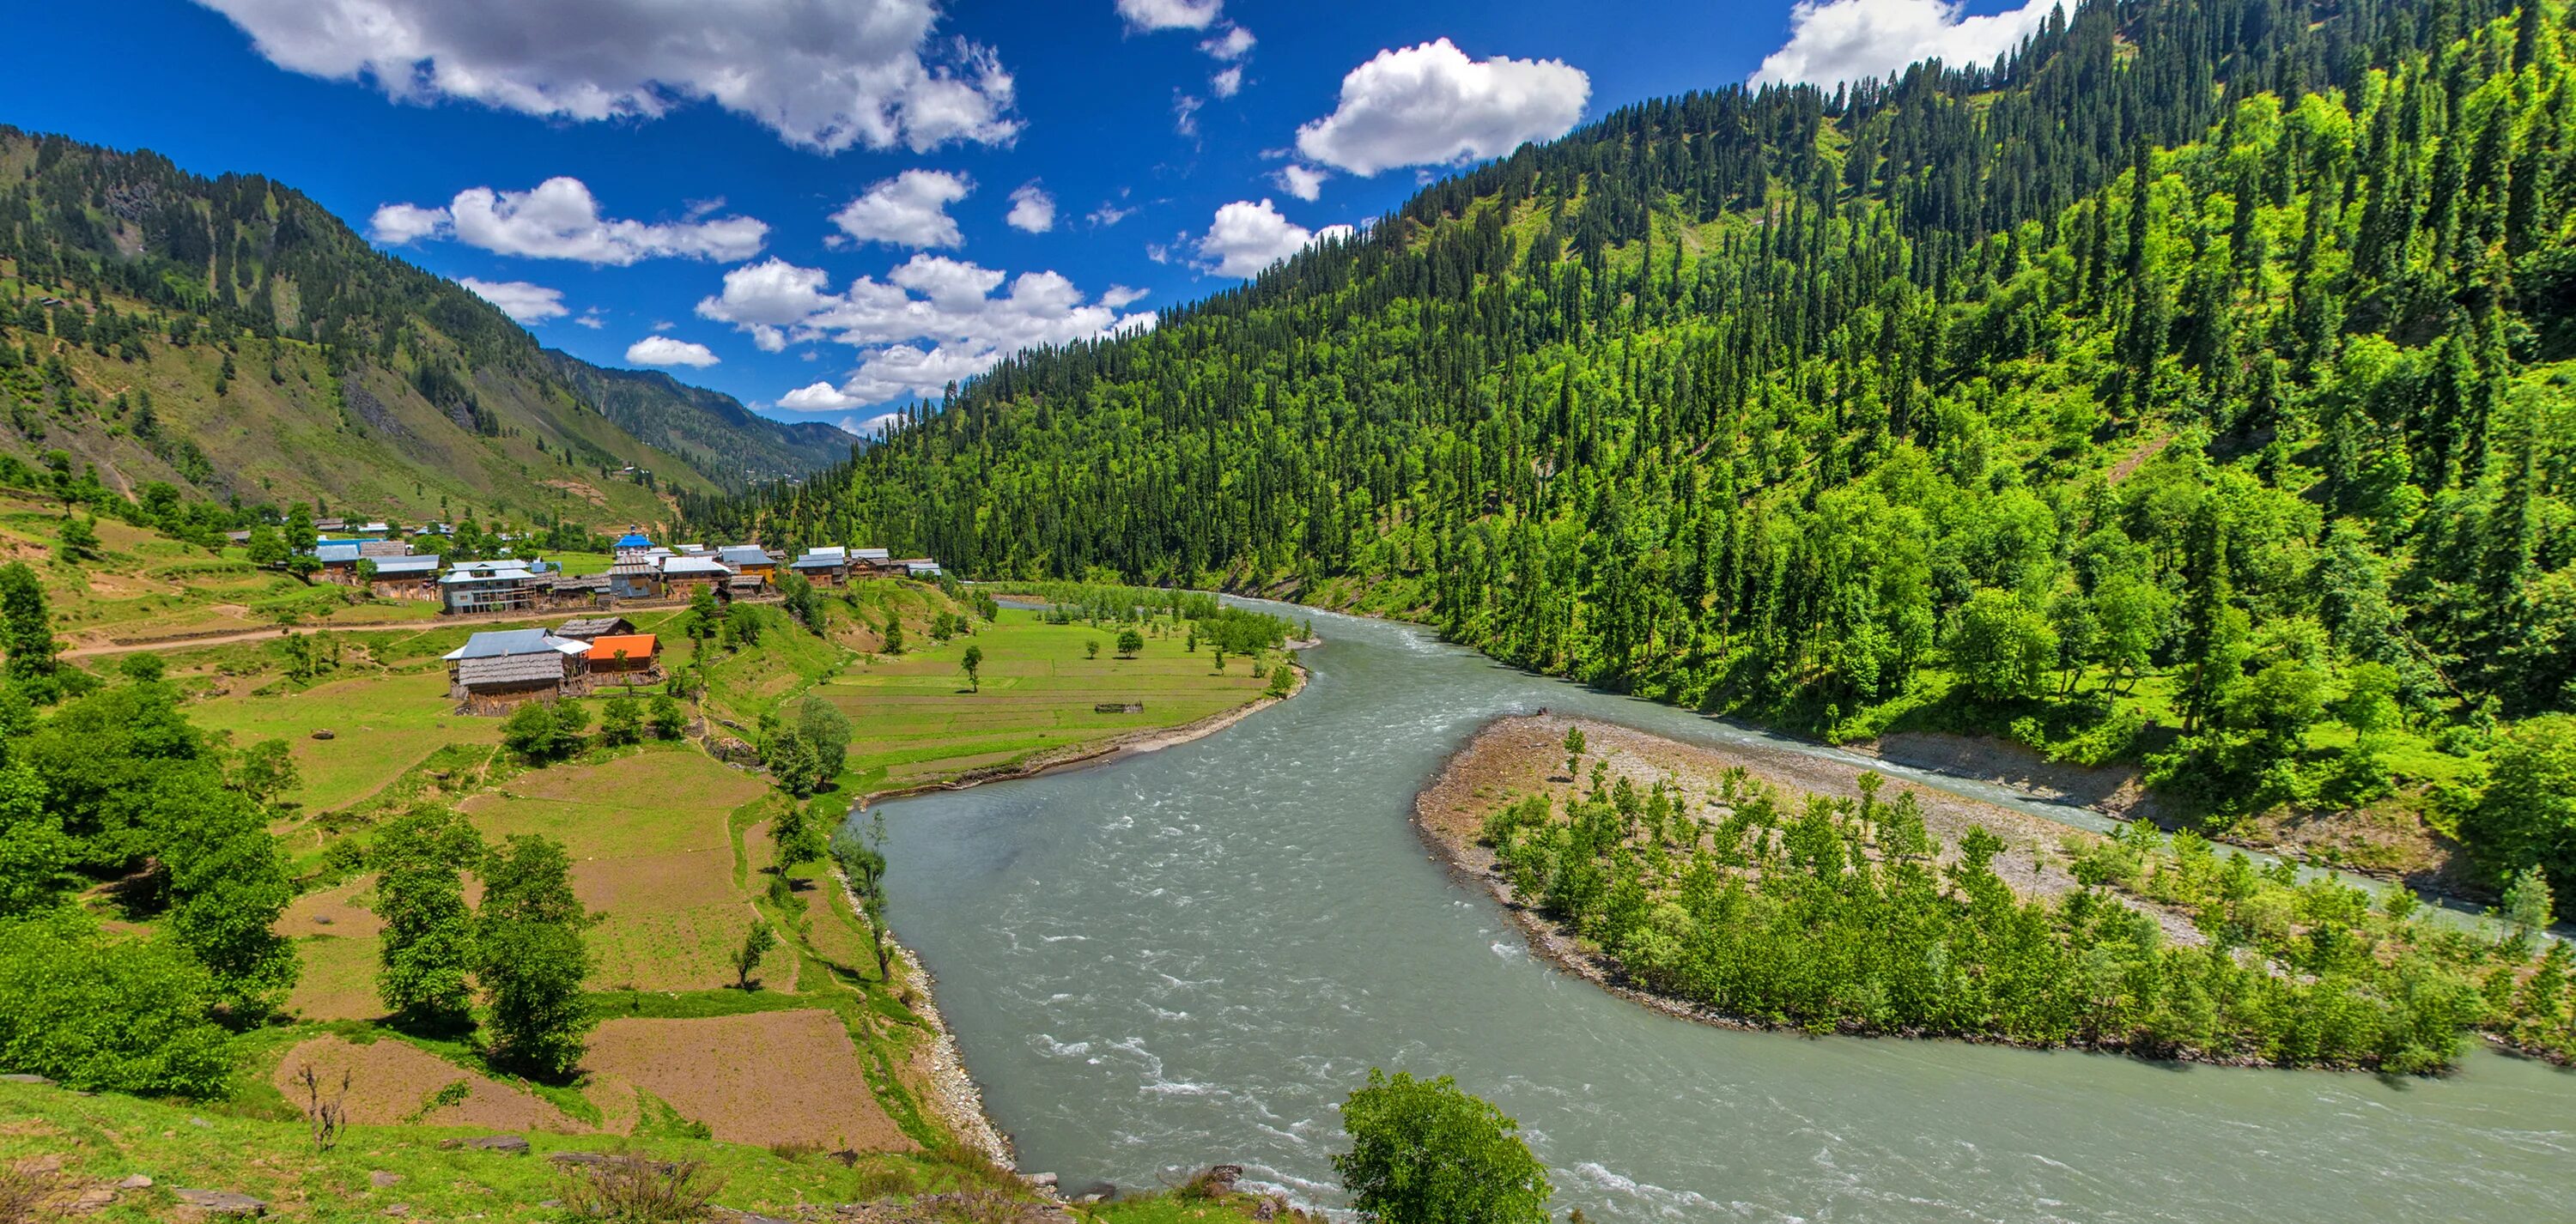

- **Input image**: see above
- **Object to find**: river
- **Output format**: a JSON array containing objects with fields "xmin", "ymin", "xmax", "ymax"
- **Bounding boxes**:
[{"xmin": 869, "ymin": 603, "xmax": 2576, "ymax": 1221}]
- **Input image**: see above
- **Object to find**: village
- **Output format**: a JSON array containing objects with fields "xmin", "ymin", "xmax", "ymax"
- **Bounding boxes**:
[{"xmin": 226, "ymin": 519, "xmax": 947, "ymax": 710}]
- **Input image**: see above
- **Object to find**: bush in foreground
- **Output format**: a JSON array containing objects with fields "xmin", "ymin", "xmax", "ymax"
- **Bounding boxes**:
[{"xmin": 1332, "ymin": 1069, "xmax": 1551, "ymax": 1224}]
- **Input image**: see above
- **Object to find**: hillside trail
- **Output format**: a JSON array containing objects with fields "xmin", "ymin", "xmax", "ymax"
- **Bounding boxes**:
[{"xmin": 58, "ymin": 604, "xmax": 679, "ymax": 658}]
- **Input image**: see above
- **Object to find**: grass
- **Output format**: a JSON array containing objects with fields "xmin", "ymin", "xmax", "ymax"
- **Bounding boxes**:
[
  {"xmin": 187, "ymin": 669, "xmax": 501, "ymax": 813},
  {"xmin": 458, "ymin": 747, "xmax": 791, "ymax": 992},
  {"xmin": 817, "ymin": 607, "xmax": 1279, "ymax": 791},
  {"xmin": 25, "ymin": 573, "xmax": 1298, "ymax": 1206},
  {"xmin": 0, "ymin": 1078, "xmax": 1026, "ymax": 1223}
]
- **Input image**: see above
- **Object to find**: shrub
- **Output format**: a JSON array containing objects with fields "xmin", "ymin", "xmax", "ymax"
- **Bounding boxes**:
[
  {"xmin": 0, "ymin": 911, "xmax": 234, "ymax": 1096},
  {"xmin": 559, "ymin": 1153, "xmax": 722, "ymax": 1223},
  {"xmin": 1332, "ymin": 1069, "xmax": 1552, "ymax": 1224}
]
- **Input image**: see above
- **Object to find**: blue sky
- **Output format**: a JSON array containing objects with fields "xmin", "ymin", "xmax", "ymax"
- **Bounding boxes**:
[{"xmin": 0, "ymin": 0, "xmax": 2051, "ymax": 433}]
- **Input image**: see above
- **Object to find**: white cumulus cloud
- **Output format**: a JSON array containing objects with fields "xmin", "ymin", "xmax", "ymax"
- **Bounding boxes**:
[
  {"xmin": 831, "ymin": 169, "xmax": 971, "ymax": 248},
  {"xmin": 1194, "ymin": 199, "xmax": 1352, "ymax": 278},
  {"xmin": 1295, "ymin": 39, "xmax": 1589, "ymax": 176},
  {"xmin": 1210, "ymin": 65, "xmax": 1243, "ymax": 98},
  {"xmin": 1273, "ymin": 164, "xmax": 1327, "ymax": 201},
  {"xmin": 1200, "ymin": 26, "xmax": 1254, "ymax": 59},
  {"xmin": 368, "ymin": 202, "xmax": 452, "ymax": 244},
  {"xmin": 1750, "ymin": 0, "xmax": 2056, "ymax": 86},
  {"xmin": 696, "ymin": 253, "xmax": 1151, "ymax": 409},
  {"xmin": 783, "ymin": 383, "xmax": 868, "ymax": 412},
  {"xmin": 1005, "ymin": 183, "xmax": 1055, "ymax": 233},
  {"xmin": 374, "ymin": 177, "xmax": 766, "ymax": 265},
  {"xmin": 456, "ymin": 277, "xmax": 568, "ymax": 324},
  {"xmin": 1115, "ymin": 0, "xmax": 1221, "ymax": 31},
  {"xmin": 192, "ymin": 0, "xmax": 1019, "ymax": 153},
  {"xmin": 626, "ymin": 336, "xmax": 721, "ymax": 367}
]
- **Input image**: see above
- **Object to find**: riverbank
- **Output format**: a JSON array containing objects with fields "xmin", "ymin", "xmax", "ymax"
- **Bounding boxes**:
[{"xmin": 858, "ymin": 670, "xmax": 1303, "ymax": 809}]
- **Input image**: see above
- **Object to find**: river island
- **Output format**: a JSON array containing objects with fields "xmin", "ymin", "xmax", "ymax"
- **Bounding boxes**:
[{"xmin": 1417, "ymin": 713, "xmax": 2573, "ymax": 1073}]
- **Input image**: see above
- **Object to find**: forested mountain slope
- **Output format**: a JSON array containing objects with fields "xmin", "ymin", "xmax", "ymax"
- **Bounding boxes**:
[
  {"xmin": 539, "ymin": 349, "xmax": 854, "ymax": 489},
  {"xmin": 704, "ymin": 0, "xmax": 2576, "ymax": 906},
  {"xmin": 0, "ymin": 128, "xmax": 842, "ymax": 528}
]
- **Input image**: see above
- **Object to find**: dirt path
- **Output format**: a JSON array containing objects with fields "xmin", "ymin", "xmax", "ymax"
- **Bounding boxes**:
[
  {"xmin": 62, "ymin": 604, "xmax": 653, "ymax": 657},
  {"xmin": 63, "ymin": 625, "xmax": 301, "ymax": 657}
]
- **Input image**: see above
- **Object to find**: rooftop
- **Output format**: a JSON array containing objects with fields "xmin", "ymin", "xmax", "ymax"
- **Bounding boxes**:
[
  {"xmin": 439, "ymin": 567, "xmax": 538, "ymax": 585},
  {"xmin": 585, "ymin": 633, "xmax": 658, "ymax": 659},
  {"xmin": 442, "ymin": 628, "xmax": 586, "ymax": 661},
  {"xmin": 457, "ymin": 652, "xmax": 571, "ymax": 688}
]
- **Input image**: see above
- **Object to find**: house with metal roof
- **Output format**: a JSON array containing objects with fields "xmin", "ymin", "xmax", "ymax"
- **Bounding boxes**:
[
  {"xmin": 790, "ymin": 547, "xmax": 850, "ymax": 585},
  {"xmin": 716, "ymin": 545, "xmax": 777, "ymax": 576},
  {"xmin": 899, "ymin": 559, "xmax": 944, "ymax": 578},
  {"xmin": 361, "ymin": 554, "xmax": 442, "ymax": 597},
  {"xmin": 657, "ymin": 554, "xmax": 734, "ymax": 598},
  {"xmin": 441, "ymin": 627, "xmax": 589, "ymax": 662},
  {"xmin": 607, "ymin": 560, "xmax": 663, "ymax": 600},
  {"xmin": 585, "ymin": 633, "xmax": 659, "ymax": 678},
  {"xmin": 439, "ymin": 563, "xmax": 542, "ymax": 615}
]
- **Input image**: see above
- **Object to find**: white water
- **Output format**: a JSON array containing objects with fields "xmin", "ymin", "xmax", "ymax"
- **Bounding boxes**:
[{"xmin": 868, "ymin": 603, "xmax": 2576, "ymax": 1220}]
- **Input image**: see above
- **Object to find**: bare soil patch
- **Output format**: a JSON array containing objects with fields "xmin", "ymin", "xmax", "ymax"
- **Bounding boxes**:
[
  {"xmin": 575, "ymin": 849, "xmax": 735, "ymax": 916},
  {"xmin": 277, "ymin": 877, "xmax": 385, "ymax": 938},
  {"xmin": 583, "ymin": 1011, "xmax": 914, "ymax": 1153},
  {"xmin": 1863, "ymin": 730, "xmax": 2164, "ymax": 821},
  {"xmin": 269, "ymin": 1035, "xmax": 586, "ymax": 1133}
]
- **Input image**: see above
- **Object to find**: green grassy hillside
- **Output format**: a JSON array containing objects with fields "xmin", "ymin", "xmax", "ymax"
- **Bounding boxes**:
[{"xmin": 0, "ymin": 126, "xmax": 841, "ymax": 530}]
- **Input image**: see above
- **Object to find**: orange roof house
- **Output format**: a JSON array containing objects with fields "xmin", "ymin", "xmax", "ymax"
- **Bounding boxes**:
[{"xmin": 586, "ymin": 633, "xmax": 660, "ymax": 671}]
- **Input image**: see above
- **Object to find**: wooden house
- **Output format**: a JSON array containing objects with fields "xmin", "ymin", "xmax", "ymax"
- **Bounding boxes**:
[
  {"xmin": 361, "ymin": 554, "xmax": 440, "ymax": 599},
  {"xmin": 789, "ymin": 547, "xmax": 848, "ymax": 586},
  {"xmin": 717, "ymin": 546, "xmax": 777, "ymax": 579},
  {"xmin": 442, "ymin": 628, "xmax": 586, "ymax": 707},
  {"xmin": 555, "ymin": 616, "xmax": 635, "ymax": 641},
  {"xmin": 585, "ymin": 633, "xmax": 660, "ymax": 679}
]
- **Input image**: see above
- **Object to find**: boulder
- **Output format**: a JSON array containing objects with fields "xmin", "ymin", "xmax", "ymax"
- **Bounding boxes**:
[
  {"xmin": 63, "ymin": 1186, "xmax": 118, "ymax": 1214},
  {"xmin": 366, "ymin": 1171, "xmax": 401, "ymax": 1188},
  {"xmin": 116, "ymin": 1175, "xmax": 154, "ymax": 1190},
  {"xmin": 173, "ymin": 1187, "xmax": 266, "ymax": 1215},
  {"xmin": 436, "ymin": 1135, "xmax": 529, "ymax": 1154},
  {"xmin": 547, "ymin": 1151, "xmax": 676, "ymax": 1174},
  {"xmin": 310, "ymin": 730, "xmax": 336, "ymax": 741},
  {"xmin": 0, "ymin": 1073, "xmax": 54, "ymax": 1085}
]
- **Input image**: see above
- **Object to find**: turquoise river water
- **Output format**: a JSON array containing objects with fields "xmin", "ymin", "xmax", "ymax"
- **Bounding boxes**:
[{"xmin": 867, "ymin": 603, "xmax": 2575, "ymax": 1221}]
